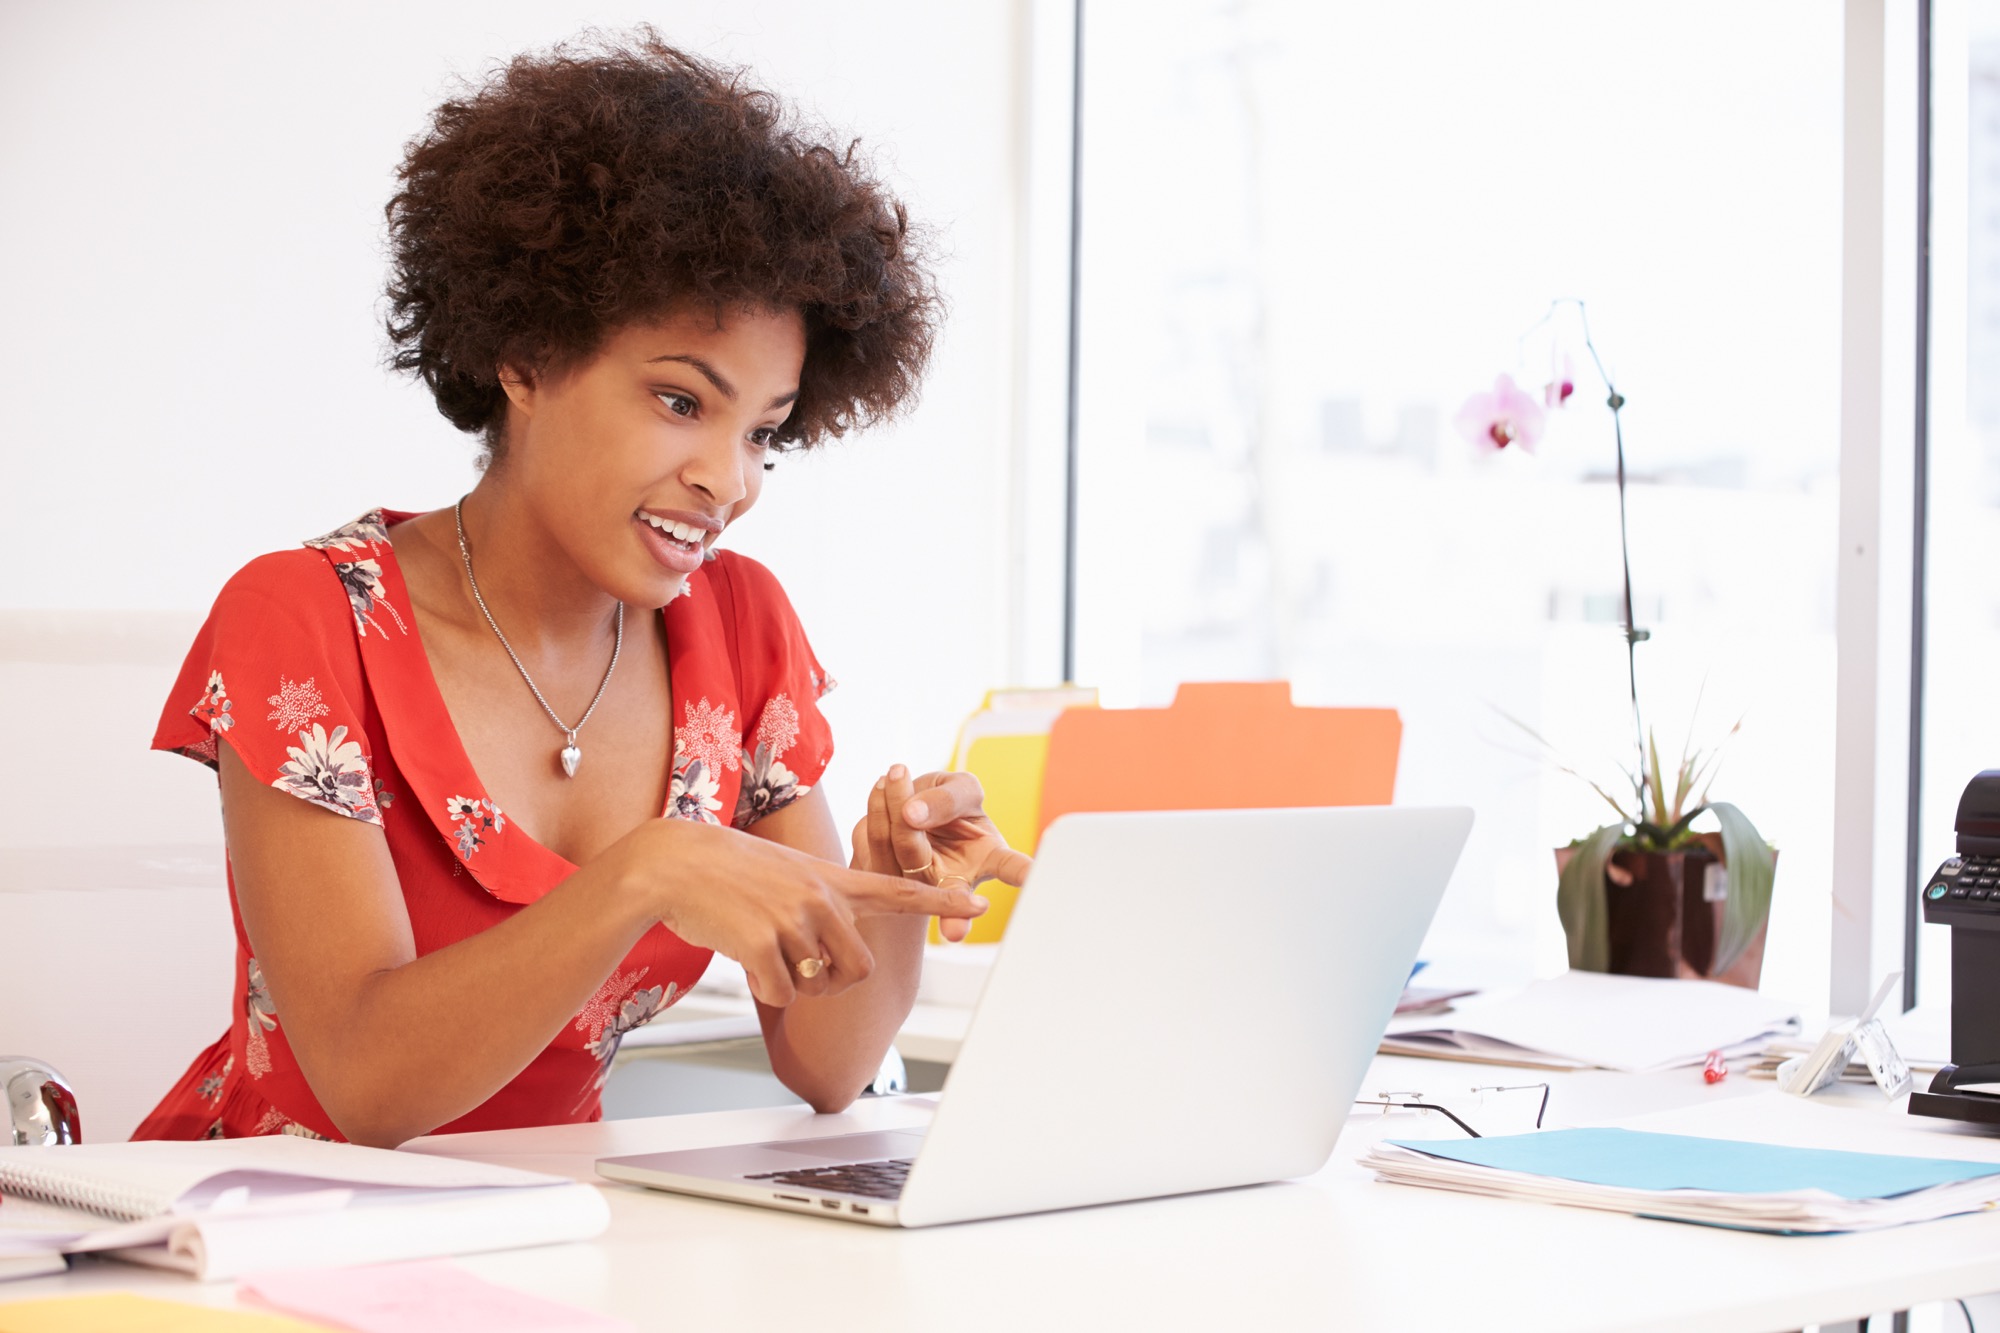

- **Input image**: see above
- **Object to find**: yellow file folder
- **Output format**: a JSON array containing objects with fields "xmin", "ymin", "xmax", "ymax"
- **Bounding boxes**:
[{"xmin": 929, "ymin": 686, "xmax": 1098, "ymax": 943}]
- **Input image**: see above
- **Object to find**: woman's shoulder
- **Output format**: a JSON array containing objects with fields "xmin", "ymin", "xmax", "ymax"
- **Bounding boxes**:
[
  {"xmin": 156, "ymin": 512, "xmax": 396, "ymax": 776},
  {"xmin": 696, "ymin": 551, "xmax": 818, "ymax": 665},
  {"xmin": 215, "ymin": 545, "xmax": 342, "ymax": 604},
  {"xmin": 210, "ymin": 510, "xmax": 398, "ymax": 622}
]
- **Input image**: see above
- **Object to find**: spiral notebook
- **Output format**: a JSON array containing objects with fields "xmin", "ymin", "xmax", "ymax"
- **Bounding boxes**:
[{"xmin": 0, "ymin": 1135, "xmax": 609, "ymax": 1281}]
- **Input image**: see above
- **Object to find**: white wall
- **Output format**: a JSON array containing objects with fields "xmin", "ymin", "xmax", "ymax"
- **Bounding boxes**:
[
  {"xmin": 1, "ymin": 0, "xmax": 1034, "ymax": 819},
  {"xmin": 1, "ymin": 0, "xmax": 1040, "ymax": 833},
  {"xmin": 0, "ymin": 0, "xmax": 1040, "ymax": 1139}
]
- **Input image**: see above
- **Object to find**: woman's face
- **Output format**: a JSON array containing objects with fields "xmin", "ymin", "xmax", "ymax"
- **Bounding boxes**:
[{"xmin": 497, "ymin": 305, "xmax": 807, "ymax": 607}]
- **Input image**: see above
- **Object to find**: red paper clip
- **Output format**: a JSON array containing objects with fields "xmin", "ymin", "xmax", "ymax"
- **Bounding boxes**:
[{"xmin": 1702, "ymin": 1050, "xmax": 1729, "ymax": 1084}]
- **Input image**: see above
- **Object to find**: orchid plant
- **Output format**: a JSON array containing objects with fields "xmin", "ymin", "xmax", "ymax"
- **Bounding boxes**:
[{"xmin": 1459, "ymin": 300, "xmax": 1776, "ymax": 977}]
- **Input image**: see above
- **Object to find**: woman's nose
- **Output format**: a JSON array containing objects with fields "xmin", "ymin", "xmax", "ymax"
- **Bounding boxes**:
[{"xmin": 681, "ymin": 430, "xmax": 750, "ymax": 507}]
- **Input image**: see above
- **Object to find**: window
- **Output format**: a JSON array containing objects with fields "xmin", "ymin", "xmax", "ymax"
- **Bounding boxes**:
[
  {"xmin": 1072, "ymin": 1, "xmax": 1845, "ymax": 995},
  {"xmin": 1916, "ymin": 0, "xmax": 2000, "ymax": 1006}
]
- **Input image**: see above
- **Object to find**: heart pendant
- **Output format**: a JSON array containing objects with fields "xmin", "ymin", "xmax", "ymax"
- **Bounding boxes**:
[{"xmin": 560, "ymin": 743, "xmax": 581, "ymax": 778}]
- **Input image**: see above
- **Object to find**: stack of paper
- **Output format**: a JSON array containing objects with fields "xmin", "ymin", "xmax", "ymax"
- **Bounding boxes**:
[
  {"xmin": 0, "ymin": 1135, "xmax": 608, "ymax": 1281},
  {"xmin": 1379, "ymin": 971, "xmax": 1800, "ymax": 1072},
  {"xmin": 1362, "ymin": 1127, "xmax": 2000, "ymax": 1234}
]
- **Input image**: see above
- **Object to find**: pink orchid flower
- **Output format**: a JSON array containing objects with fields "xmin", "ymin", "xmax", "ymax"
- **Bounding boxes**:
[
  {"xmin": 1544, "ymin": 353, "xmax": 1576, "ymax": 409},
  {"xmin": 1454, "ymin": 374, "xmax": 1546, "ymax": 452}
]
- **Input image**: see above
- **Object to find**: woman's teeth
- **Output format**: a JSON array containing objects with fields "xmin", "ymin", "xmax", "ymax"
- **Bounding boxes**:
[{"xmin": 639, "ymin": 513, "xmax": 706, "ymax": 549}]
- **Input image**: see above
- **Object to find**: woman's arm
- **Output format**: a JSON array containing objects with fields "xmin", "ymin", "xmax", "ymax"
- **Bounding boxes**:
[
  {"xmin": 220, "ymin": 746, "xmax": 978, "ymax": 1147},
  {"xmin": 748, "ymin": 766, "xmax": 1026, "ymax": 1113},
  {"xmin": 747, "ymin": 782, "xmax": 926, "ymax": 1112}
]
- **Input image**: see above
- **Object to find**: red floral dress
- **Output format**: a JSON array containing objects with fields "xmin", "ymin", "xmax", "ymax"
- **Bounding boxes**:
[{"xmin": 133, "ymin": 510, "xmax": 834, "ymax": 1142}]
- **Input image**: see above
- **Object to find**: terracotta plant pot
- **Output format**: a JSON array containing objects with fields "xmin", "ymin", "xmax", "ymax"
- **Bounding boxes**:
[{"xmin": 1554, "ymin": 832, "xmax": 1772, "ymax": 990}]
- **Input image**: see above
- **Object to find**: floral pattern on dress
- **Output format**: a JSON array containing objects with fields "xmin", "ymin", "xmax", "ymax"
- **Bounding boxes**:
[
  {"xmin": 733, "ymin": 694, "xmax": 811, "ymax": 826},
  {"xmin": 674, "ymin": 697, "xmax": 741, "ymax": 776},
  {"xmin": 196, "ymin": 1055, "xmax": 234, "ymax": 1103},
  {"xmin": 734, "ymin": 745, "xmax": 806, "ymax": 827},
  {"xmin": 446, "ymin": 795, "xmax": 504, "ymax": 856},
  {"xmin": 244, "ymin": 958, "xmax": 278, "ymax": 1079},
  {"xmin": 751, "ymin": 695, "xmax": 800, "ymax": 758},
  {"xmin": 305, "ymin": 512, "xmax": 391, "ymax": 553},
  {"xmin": 573, "ymin": 970, "xmax": 679, "ymax": 1108},
  {"xmin": 736, "ymin": 740, "xmax": 804, "ymax": 824},
  {"xmin": 666, "ymin": 759, "xmax": 723, "ymax": 824},
  {"xmin": 331, "ymin": 558, "xmax": 408, "ymax": 639},
  {"xmin": 575, "ymin": 967, "xmax": 678, "ymax": 1062},
  {"xmin": 273, "ymin": 724, "xmax": 382, "ymax": 824},
  {"xmin": 266, "ymin": 676, "xmax": 330, "ymax": 732},
  {"xmin": 250, "ymin": 1106, "xmax": 329, "ymax": 1139},
  {"xmin": 191, "ymin": 671, "xmax": 235, "ymax": 733}
]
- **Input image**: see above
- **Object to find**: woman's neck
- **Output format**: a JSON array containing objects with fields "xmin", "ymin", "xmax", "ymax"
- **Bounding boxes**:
[{"xmin": 446, "ymin": 477, "xmax": 624, "ymax": 654}]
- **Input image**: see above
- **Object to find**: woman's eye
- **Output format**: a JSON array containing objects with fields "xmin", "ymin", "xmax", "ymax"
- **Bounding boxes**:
[
  {"xmin": 749, "ymin": 427, "xmax": 778, "ymax": 447},
  {"xmin": 657, "ymin": 393, "xmax": 696, "ymax": 417}
]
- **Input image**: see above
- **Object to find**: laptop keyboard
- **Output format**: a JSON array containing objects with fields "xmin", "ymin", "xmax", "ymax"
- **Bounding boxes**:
[{"xmin": 745, "ymin": 1157, "xmax": 913, "ymax": 1200}]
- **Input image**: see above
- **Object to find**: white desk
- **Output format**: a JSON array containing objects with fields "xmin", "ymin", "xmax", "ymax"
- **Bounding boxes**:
[{"xmin": 9, "ymin": 1055, "xmax": 2000, "ymax": 1331}]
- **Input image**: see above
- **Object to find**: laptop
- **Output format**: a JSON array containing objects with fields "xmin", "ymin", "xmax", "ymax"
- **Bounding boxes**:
[{"xmin": 597, "ymin": 804, "xmax": 1473, "ymax": 1227}]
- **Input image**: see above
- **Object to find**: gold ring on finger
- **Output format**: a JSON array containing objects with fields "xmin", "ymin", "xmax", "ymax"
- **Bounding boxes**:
[
  {"xmin": 795, "ymin": 957, "xmax": 826, "ymax": 979},
  {"xmin": 901, "ymin": 859, "xmax": 935, "ymax": 878},
  {"xmin": 937, "ymin": 874, "xmax": 972, "ymax": 891}
]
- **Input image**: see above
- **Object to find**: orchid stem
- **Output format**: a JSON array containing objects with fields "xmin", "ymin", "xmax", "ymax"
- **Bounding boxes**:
[{"xmin": 1561, "ymin": 299, "xmax": 1649, "ymax": 824}]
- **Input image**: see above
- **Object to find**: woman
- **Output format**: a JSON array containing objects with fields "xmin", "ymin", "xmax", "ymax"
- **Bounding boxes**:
[{"xmin": 134, "ymin": 32, "xmax": 1028, "ymax": 1148}]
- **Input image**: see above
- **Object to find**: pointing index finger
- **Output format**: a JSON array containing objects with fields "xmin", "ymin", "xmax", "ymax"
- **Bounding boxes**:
[{"xmin": 839, "ymin": 866, "xmax": 988, "ymax": 920}]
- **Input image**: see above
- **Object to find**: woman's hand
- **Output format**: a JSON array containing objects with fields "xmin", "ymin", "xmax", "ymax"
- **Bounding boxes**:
[
  {"xmin": 608, "ymin": 817, "xmax": 987, "ymax": 1007},
  {"xmin": 852, "ymin": 765, "xmax": 1034, "ymax": 942}
]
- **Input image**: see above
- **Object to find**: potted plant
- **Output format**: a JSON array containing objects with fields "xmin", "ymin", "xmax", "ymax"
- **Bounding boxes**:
[{"xmin": 1457, "ymin": 301, "xmax": 1777, "ymax": 988}]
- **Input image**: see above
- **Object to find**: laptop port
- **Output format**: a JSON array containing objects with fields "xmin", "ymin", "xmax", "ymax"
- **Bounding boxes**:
[
  {"xmin": 774, "ymin": 1194, "xmax": 811, "ymax": 1205},
  {"xmin": 819, "ymin": 1199, "xmax": 841, "ymax": 1210},
  {"xmin": 850, "ymin": 1204, "xmax": 870, "ymax": 1215}
]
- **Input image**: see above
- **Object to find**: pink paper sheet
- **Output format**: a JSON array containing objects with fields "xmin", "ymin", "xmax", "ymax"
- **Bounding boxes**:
[{"xmin": 241, "ymin": 1260, "xmax": 634, "ymax": 1333}]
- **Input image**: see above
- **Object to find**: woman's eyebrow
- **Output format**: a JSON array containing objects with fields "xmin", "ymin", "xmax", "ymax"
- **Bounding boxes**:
[
  {"xmin": 647, "ymin": 353, "xmax": 799, "ymax": 410},
  {"xmin": 648, "ymin": 353, "xmax": 737, "ymax": 400}
]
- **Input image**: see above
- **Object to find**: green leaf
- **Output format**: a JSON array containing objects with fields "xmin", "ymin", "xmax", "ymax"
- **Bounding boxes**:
[
  {"xmin": 1646, "ymin": 729, "xmax": 1668, "ymax": 829},
  {"xmin": 1557, "ymin": 822, "xmax": 1626, "ymax": 972},
  {"xmin": 1659, "ymin": 803, "xmax": 1706, "ymax": 847},
  {"xmin": 1488, "ymin": 703, "xmax": 1637, "ymax": 824},
  {"xmin": 1708, "ymin": 801, "xmax": 1776, "ymax": 973},
  {"xmin": 1672, "ymin": 681, "xmax": 1707, "ymax": 823}
]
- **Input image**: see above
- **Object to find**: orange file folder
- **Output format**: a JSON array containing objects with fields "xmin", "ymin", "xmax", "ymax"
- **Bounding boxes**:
[{"xmin": 1037, "ymin": 681, "xmax": 1400, "ymax": 835}]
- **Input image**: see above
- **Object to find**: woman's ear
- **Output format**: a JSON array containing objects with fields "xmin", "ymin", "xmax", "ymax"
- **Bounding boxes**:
[{"xmin": 496, "ymin": 364, "xmax": 536, "ymax": 417}]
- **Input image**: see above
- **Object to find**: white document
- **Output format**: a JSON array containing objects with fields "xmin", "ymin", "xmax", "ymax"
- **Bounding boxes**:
[
  {"xmin": 1380, "ymin": 970, "xmax": 1800, "ymax": 1073},
  {"xmin": 108, "ymin": 1182, "xmax": 611, "ymax": 1282},
  {"xmin": 0, "ymin": 1134, "xmax": 609, "ymax": 1281}
]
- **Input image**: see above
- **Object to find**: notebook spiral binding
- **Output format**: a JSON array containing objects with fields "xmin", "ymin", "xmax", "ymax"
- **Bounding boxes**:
[{"xmin": 0, "ymin": 1161, "xmax": 169, "ymax": 1222}]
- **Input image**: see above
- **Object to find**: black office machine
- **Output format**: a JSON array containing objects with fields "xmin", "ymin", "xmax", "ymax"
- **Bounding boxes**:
[{"xmin": 1911, "ymin": 771, "xmax": 2000, "ymax": 1125}]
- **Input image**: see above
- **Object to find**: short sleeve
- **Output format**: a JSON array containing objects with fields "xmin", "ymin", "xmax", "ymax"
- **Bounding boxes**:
[
  {"xmin": 707, "ymin": 553, "xmax": 836, "ymax": 829},
  {"xmin": 154, "ymin": 548, "xmax": 385, "ymax": 826}
]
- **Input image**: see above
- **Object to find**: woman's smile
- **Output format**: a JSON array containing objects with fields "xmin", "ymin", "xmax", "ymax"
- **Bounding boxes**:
[{"xmin": 635, "ymin": 506, "xmax": 722, "ymax": 574}]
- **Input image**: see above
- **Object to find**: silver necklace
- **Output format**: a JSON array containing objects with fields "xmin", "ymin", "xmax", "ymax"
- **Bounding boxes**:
[{"xmin": 454, "ymin": 497, "xmax": 623, "ymax": 779}]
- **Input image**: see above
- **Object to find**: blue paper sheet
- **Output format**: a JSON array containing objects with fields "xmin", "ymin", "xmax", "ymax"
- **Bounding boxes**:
[{"xmin": 1389, "ymin": 1128, "xmax": 2000, "ymax": 1200}]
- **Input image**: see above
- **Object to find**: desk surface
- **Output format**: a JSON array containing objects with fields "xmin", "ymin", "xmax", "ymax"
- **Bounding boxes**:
[{"xmin": 9, "ymin": 1055, "xmax": 2000, "ymax": 1332}]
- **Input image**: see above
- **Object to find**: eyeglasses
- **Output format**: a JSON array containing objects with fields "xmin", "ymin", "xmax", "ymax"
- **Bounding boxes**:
[{"xmin": 1352, "ymin": 1083, "xmax": 1551, "ymax": 1138}]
